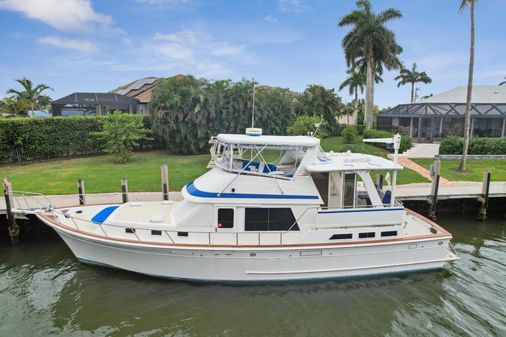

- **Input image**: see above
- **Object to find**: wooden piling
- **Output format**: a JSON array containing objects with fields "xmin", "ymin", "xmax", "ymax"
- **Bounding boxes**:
[
  {"xmin": 429, "ymin": 175, "xmax": 440, "ymax": 221},
  {"xmin": 479, "ymin": 171, "xmax": 491, "ymax": 221},
  {"xmin": 121, "ymin": 178, "xmax": 129, "ymax": 203},
  {"xmin": 77, "ymin": 178, "xmax": 86, "ymax": 205},
  {"xmin": 3, "ymin": 178, "xmax": 19, "ymax": 245},
  {"xmin": 376, "ymin": 173, "xmax": 383, "ymax": 190},
  {"xmin": 428, "ymin": 157, "xmax": 441, "ymax": 221},
  {"xmin": 161, "ymin": 163, "xmax": 169, "ymax": 201}
]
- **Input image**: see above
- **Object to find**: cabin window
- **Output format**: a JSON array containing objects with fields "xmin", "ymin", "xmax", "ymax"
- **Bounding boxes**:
[
  {"xmin": 177, "ymin": 232, "xmax": 189, "ymax": 237},
  {"xmin": 218, "ymin": 208, "xmax": 234, "ymax": 228},
  {"xmin": 245, "ymin": 208, "xmax": 299, "ymax": 231},
  {"xmin": 151, "ymin": 230, "xmax": 162, "ymax": 236},
  {"xmin": 125, "ymin": 228, "xmax": 135, "ymax": 234},
  {"xmin": 359, "ymin": 232, "xmax": 375, "ymax": 238},
  {"xmin": 329, "ymin": 233, "xmax": 352, "ymax": 240},
  {"xmin": 381, "ymin": 231, "xmax": 397, "ymax": 237}
]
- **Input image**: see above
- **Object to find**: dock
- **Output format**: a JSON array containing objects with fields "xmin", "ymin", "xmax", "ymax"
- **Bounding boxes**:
[{"xmin": 2, "ymin": 182, "xmax": 506, "ymax": 213}]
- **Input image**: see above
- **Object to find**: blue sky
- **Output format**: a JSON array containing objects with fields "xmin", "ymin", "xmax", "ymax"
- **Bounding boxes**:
[{"xmin": 0, "ymin": 0, "xmax": 505, "ymax": 108}]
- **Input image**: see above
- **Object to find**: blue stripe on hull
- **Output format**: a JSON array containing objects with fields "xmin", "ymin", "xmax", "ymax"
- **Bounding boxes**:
[{"xmin": 186, "ymin": 181, "xmax": 319, "ymax": 200}]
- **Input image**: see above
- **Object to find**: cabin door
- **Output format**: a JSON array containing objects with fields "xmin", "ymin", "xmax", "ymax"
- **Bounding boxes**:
[{"xmin": 311, "ymin": 172, "xmax": 329, "ymax": 207}]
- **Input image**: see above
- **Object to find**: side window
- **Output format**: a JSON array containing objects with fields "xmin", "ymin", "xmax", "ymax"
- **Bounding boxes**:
[
  {"xmin": 217, "ymin": 209, "xmax": 234, "ymax": 228},
  {"xmin": 245, "ymin": 208, "xmax": 299, "ymax": 231}
]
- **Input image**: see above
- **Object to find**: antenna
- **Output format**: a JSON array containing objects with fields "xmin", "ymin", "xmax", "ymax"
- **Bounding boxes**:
[{"xmin": 251, "ymin": 78, "xmax": 255, "ymax": 128}]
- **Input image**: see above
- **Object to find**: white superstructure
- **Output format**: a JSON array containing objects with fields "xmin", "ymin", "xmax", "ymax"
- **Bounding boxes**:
[{"xmin": 34, "ymin": 132, "xmax": 458, "ymax": 282}]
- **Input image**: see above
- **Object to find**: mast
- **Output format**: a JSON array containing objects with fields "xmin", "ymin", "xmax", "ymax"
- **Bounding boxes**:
[{"xmin": 251, "ymin": 78, "xmax": 256, "ymax": 128}]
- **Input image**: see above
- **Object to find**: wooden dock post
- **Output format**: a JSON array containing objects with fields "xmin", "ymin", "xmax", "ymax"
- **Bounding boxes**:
[
  {"xmin": 479, "ymin": 171, "xmax": 491, "ymax": 221},
  {"xmin": 428, "ymin": 157, "xmax": 441, "ymax": 220},
  {"xmin": 121, "ymin": 178, "xmax": 129, "ymax": 203},
  {"xmin": 3, "ymin": 178, "xmax": 19, "ymax": 245},
  {"xmin": 376, "ymin": 173, "xmax": 383, "ymax": 190},
  {"xmin": 77, "ymin": 178, "xmax": 86, "ymax": 205},
  {"xmin": 161, "ymin": 163, "xmax": 169, "ymax": 201}
]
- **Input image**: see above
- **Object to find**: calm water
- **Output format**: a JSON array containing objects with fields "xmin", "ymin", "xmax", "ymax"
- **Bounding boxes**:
[{"xmin": 1, "ymin": 215, "xmax": 505, "ymax": 337}]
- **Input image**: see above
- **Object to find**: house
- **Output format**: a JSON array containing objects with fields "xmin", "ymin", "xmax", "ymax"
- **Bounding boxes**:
[
  {"xmin": 110, "ymin": 77, "xmax": 159, "ymax": 115},
  {"xmin": 51, "ymin": 92, "xmax": 139, "ymax": 116},
  {"xmin": 377, "ymin": 86, "xmax": 506, "ymax": 143}
]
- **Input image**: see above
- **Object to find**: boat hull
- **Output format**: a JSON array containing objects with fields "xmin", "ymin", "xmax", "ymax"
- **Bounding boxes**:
[{"xmin": 52, "ymin": 225, "xmax": 456, "ymax": 282}]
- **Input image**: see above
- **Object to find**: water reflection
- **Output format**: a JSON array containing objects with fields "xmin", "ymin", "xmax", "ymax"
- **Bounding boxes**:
[{"xmin": 0, "ymin": 215, "xmax": 505, "ymax": 337}]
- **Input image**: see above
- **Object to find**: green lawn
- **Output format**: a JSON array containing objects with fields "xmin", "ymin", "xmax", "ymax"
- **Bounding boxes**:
[
  {"xmin": 1, "ymin": 151, "xmax": 209, "ymax": 195},
  {"xmin": 1, "ymin": 137, "xmax": 429, "ymax": 195},
  {"xmin": 413, "ymin": 158, "xmax": 506, "ymax": 182}
]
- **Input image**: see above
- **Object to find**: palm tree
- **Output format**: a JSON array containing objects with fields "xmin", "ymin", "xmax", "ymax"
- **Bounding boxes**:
[
  {"xmin": 395, "ymin": 63, "xmax": 432, "ymax": 103},
  {"xmin": 499, "ymin": 76, "xmax": 506, "ymax": 86},
  {"xmin": 338, "ymin": 0, "xmax": 403, "ymax": 129},
  {"xmin": 339, "ymin": 69, "xmax": 365, "ymax": 124},
  {"xmin": 6, "ymin": 77, "xmax": 53, "ymax": 112},
  {"xmin": 0, "ymin": 97, "xmax": 32, "ymax": 116},
  {"xmin": 458, "ymin": 0, "xmax": 475, "ymax": 172}
]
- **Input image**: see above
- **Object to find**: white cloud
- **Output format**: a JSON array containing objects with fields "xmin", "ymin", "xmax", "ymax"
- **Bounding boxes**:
[
  {"xmin": 263, "ymin": 15, "xmax": 277, "ymax": 23},
  {"xmin": 37, "ymin": 36, "xmax": 98, "ymax": 53},
  {"xmin": 0, "ymin": 0, "xmax": 112, "ymax": 31},
  {"xmin": 277, "ymin": 0, "xmax": 310, "ymax": 13},
  {"xmin": 145, "ymin": 30, "xmax": 249, "ymax": 77}
]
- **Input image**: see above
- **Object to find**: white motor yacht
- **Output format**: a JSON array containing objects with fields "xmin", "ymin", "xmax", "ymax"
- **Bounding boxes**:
[{"xmin": 36, "ymin": 131, "xmax": 458, "ymax": 282}]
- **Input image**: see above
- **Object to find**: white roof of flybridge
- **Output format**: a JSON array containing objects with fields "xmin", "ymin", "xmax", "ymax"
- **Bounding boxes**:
[
  {"xmin": 217, "ymin": 134, "xmax": 320, "ymax": 147},
  {"xmin": 305, "ymin": 152, "xmax": 403, "ymax": 172}
]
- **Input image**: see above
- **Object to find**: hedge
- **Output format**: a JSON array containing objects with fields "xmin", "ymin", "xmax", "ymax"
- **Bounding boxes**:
[
  {"xmin": 362, "ymin": 129, "xmax": 412, "ymax": 153},
  {"xmin": 0, "ymin": 116, "xmax": 154, "ymax": 165},
  {"xmin": 440, "ymin": 135, "xmax": 506, "ymax": 155}
]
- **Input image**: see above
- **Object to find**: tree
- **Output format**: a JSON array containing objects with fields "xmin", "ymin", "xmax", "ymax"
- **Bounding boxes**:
[
  {"xmin": 6, "ymin": 77, "xmax": 52, "ymax": 112},
  {"xmin": 296, "ymin": 85, "xmax": 344, "ymax": 135},
  {"xmin": 458, "ymin": 0, "xmax": 475, "ymax": 172},
  {"xmin": 339, "ymin": 68, "xmax": 365, "ymax": 124},
  {"xmin": 338, "ymin": 0, "xmax": 403, "ymax": 129},
  {"xmin": 395, "ymin": 63, "xmax": 432, "ymax": 103},
  {"xmin": 499, "ymin": 76, "xmax": 506, "ymax": 86},
  {"xmin": 0, "ymin": 96, "xmax": 32, "ymax": 116},
  {"xmin": 93, "ymin": 111, "xmax": 151, "ymax": 163}
]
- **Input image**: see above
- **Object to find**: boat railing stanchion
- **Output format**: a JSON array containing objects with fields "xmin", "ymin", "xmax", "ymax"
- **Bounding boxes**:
[{"xmin": 164, "ymin": 231, "xmax": 175, "ymax": 244}]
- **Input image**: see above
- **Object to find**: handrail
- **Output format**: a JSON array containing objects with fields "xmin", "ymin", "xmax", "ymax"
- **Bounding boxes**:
[{"xmin": 43, "ymin": 201, "xmax": 406, "ymax": 246}]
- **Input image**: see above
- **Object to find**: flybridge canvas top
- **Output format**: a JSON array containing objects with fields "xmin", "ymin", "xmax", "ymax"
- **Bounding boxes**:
[
  {"xmin": 306, "ymin": 152, "xmax": 404, "ymax": 172},
  {"xmin": 216, "ymin": 134, "xmax": 320, "ymax": 147}
]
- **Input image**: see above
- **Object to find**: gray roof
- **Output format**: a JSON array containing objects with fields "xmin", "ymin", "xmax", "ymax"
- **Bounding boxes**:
[
  {"xmin": 52, "ymin": 92, "xmax": 139, "ymax": 105},
  {"xmin": 380, "ymin": 86, "xmax": 506, "ymax": 118},
  {"xmin": 421, "ymin": 86, "xmax": 506, "ymax": 103}
]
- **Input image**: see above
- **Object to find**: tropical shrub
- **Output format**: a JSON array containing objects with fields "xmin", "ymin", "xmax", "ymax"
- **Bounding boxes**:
[
  {"xmin": 93, "ymin": 111, "xmax": 152, "ymax": 163},
  {"xmin": 342, "ymin": 125, "xmax": 358, "ymax": 143},
  {"xmin": 287, "ymin": 116, "xmax": 321, "ymax": 136},
  {"xmin": 440, "ymin": 136, "xmax": 506, "ymax": 155},
  {"xmin": 295, "ymin": 84, "xmax": 344, "ymax": 136},
  {"xmin": 149, "ymin": 75, "xmax": 298, "ymax": 154},
  {"xmin": 363, "ymin": 129, "xmax": 412, "ymax": 153}
]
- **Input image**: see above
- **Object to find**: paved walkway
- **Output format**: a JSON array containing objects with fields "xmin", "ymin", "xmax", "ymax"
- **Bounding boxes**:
[
  {"xmin": 401, "ymin": 143, "xmax": 440, "ymax": 158},
  {"xmin": 398, "ymin": 158, "xmax": 452, "ymax": 187}
]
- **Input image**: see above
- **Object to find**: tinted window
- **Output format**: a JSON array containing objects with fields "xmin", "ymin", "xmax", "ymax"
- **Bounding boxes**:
[
  {"xmin": 381, "ymin": 231, "xmax": 397, "ymax": 237},
  {"xmin": 245, "ymin": 208, "xmax": 299, "ymax": 231},
  {"xmin": 330, "ymin": 234, "xmax": 352, "ymax": 240},
  {"xmin": 218, "ymin": 208, "xmax": 234, "ymax": 228},
  {"xmin": 359, "ymin": 232, "xmax": 375, "ymax": 238}
]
